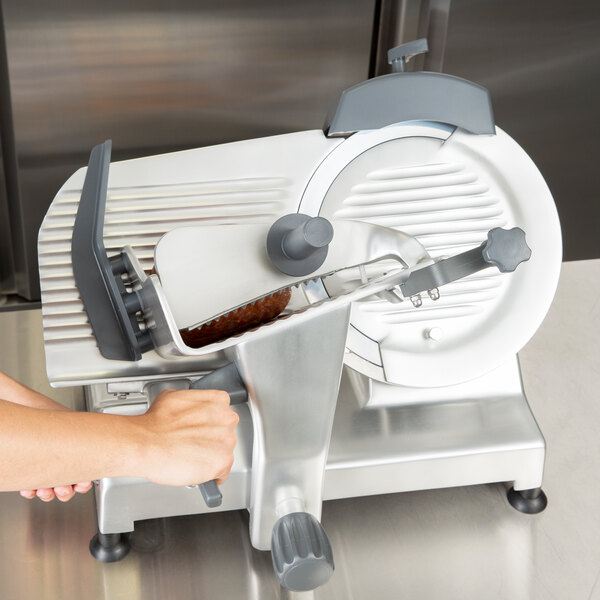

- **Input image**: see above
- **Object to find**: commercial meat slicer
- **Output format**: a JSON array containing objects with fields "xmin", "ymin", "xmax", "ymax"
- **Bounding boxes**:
[{"xmin": 38, "ymin": 40, "xmax": 561, "ymax": 591}]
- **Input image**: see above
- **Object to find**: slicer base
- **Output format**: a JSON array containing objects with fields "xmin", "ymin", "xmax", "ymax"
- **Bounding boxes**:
[
  {"xmin": 87, "ymin": 357, "xmax": 546, "ymax": 552},
  {"xmin": 88, "ymin": 358, "xmax": 546, "ymax": 541}
]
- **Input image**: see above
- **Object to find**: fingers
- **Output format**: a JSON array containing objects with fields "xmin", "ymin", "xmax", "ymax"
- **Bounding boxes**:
[
  {"xmin": 222, "ymin": 407, "xmax": 240, "ymax": 428},
  {"xmin": 181, "ymin": 389, "xmax": 231, "ymax": 405},
  {"xmin": 155, "ymin": 388, "xmax": 231, "ymax": 406},
  {"xmin": 148, "ymin": 390, "xmax": 238, "ymax": 435},
  {"xmin": 74, "ymin": 481, "xmax": 93, "ymax": 494},
  {"xmin": 36, "ymin": 488, "xmax": 56, "ymax": 502},
  {"xmin": 215, "ymin": 455, "xmax": 235, "ymax": 485},
  {"xmin": 191, "ymin": 406, "xmax": 239, "ymax": 435},
  {"xmin": 20, "ymin": 483, "xmax": 92, "ymax": 502},
  {"xmin": 204, "ymin": 390, "xmax": 232, "ymax": 405},
  {"xmin": 143, "ymin": 388, "xmax": 239, "ymax": 487},
  {"xmin": 55, "ymin": 486, "xmax": 76, "ymax": 502}
]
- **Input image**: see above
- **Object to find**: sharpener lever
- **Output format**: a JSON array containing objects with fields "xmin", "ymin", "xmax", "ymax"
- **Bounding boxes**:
[
  {"xmin": 188, "ymin": 363, "xmax": 248, "ymax": 508},
  {"xmin": 400, "ymin": 227, "xmax": 531, "ymax": 298}
]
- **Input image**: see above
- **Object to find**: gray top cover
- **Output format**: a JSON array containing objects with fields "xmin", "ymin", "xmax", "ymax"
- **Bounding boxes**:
[{"xmin": 325, "ymin": 72, "xmax": 495, "ymax": 136}]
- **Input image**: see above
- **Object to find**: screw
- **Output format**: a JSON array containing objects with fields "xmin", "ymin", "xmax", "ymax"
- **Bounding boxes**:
[{"xmin": 426, "ymin": 327, "xmax": 443, "ymax": 341}]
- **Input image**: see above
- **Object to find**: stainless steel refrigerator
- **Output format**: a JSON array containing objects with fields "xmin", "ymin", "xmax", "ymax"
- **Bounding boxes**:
[{"xmin": 0, "ymin": 0, "xmax": 450, "ymax": 301}]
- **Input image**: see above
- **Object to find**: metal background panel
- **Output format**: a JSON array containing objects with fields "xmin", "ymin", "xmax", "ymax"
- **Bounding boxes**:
[
  {"xmin": 370, "ymin": 0, "xmax": 451, "ymax": 76},
  {"xmin": 0, "ymin": 4, "xmax": 14, "ymax": 297},
  {"xmin": 443, "ymin": 0, "xmax": 600, "ymax": 261},
  {"xmin": 6, "ymin": 0, "xmax": 595, "ymax": 285},
  {"xmin": 1, "ymin": 0, "xmax": 379, "ymax": 299},
  {"xmin": 0, "ymin": 146, "xmax": 13, "ymax": 297}
]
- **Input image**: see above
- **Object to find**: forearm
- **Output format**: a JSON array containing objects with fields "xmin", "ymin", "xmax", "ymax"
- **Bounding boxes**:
[
  {"xmin": 0, "ymin": 371, "xmax": 67, "ymax": 411},
  {"xmin": 0, "ymin": 399, "xmax": 146, "ymax": 491},
  {"xmin": 0, "ymin": 386, "xmax": 237, "ymax": 493}
]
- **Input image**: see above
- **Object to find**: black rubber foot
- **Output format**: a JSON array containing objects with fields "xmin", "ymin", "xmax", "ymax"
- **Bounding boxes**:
[
  {"xmin": 507, "ymin": 487, "xmax": 548, "ymax": 514},
  {"xmin": 89, "ymin": 532, "xmax": 131, "ymax": 562}
]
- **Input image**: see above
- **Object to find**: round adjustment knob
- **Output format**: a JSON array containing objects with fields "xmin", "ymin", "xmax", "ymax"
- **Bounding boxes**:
[
  {"xmin": 282, "ymin": 216, "xmax": 333, "ymax": 260},
  {"xmin": 482, "ymin": 227, "xmax": 532, "ymax": 273},
  {"xmin": 271, "ymin": 512, "xmax": 335, "ymax": 591},
  {"xmin": 266, "ymin": 214, "xmax": 334, "ymax": 277}
]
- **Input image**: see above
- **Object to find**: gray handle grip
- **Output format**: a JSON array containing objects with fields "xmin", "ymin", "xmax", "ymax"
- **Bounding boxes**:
[
  {"xmin": 198, "ymin": 480, "xmax": 222, "ymax": 508},
  {"xmin": 189, "ymin": 362, "xmax": 248, "ymax": 404},
  {"xmin": 188, "ymin": 363, "xmax": 248, "ymax": 508}
]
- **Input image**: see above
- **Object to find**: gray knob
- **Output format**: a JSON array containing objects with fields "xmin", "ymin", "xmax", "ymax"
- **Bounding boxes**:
[
  {"xmin": 271, "ymin": 512, "xmax": 334, "ymax": 591},
  {"xmin": 190, "ymin": 362, "xmax": 248, "ymax": 405},
  {"xmin": 282, "ymin": 217, "xmax": 333, "ymax": 260},
  {"xmin": 266, "ymin": 214, "xmax": 334, "ymax": 277},
  {"xmin": 482, "ymin": 227, "xmax": 532, "ymax": 272},
  {"xmin": 387, "ymin": 38, "xmax": 429, "ymax": 72},
  {"xmin": 188, "ymin": 363, "xmax": 249, "ymax": 508}
]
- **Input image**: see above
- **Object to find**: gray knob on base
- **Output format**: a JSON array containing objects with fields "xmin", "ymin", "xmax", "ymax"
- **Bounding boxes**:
[{"xmin": 271, "ymin": 512, "xmax": 334, "ymax": 591}]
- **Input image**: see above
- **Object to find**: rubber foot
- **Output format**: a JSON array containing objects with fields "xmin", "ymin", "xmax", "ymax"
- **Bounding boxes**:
[
  {"xmin": 507, "ymin": 487, "xmax": 548, "ymax": 514},
  {"xmin": 89, "ymin": 532, "xmax": 131, "ymax": 562}
]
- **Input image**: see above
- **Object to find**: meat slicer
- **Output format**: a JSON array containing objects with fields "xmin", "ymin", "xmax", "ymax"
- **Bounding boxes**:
[{"xmin": 38, "ymin": 40, "xmax": 561, "ymax": 591}]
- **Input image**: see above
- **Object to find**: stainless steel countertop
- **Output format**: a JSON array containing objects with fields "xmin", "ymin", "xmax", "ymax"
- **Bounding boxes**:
[{"xmin": 0, "ymin": 259, "xmax": 599, "ymax": 600}]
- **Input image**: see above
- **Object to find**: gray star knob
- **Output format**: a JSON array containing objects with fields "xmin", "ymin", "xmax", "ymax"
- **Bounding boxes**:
[
  {"xmin": 271, "ymin": 512, "xmax": 334, "ymax": 591},
  {"xmin": 482, "ymin": 227, "xmax": 532, "ymax": 272}
]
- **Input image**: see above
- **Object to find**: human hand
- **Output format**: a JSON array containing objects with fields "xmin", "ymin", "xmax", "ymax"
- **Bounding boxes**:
[
  {"xmin": 136, "ymin": 389, "xmax": 239, "ymax": 487},
  {"xmin": 20, "ymin": 482, "xmax": 93, "ymax": 502}
]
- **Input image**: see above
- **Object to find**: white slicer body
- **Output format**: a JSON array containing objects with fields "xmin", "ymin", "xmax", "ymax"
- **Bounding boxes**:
[{"xmin": 38, "ymin": 41, "xmax": 561, "ymax": 591}]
